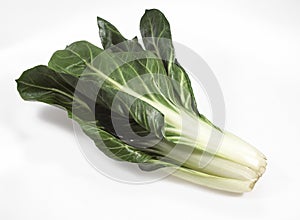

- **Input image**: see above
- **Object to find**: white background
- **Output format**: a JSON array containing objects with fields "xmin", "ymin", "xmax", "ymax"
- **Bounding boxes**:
[{"xmin": 1, "ymin": 0, "xmax": 300, "ymax": 219}]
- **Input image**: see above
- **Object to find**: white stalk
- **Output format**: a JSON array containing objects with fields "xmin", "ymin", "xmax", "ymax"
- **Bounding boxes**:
[
  {"xmin": 164, "ymin": 111, "xmax": 267, "ymax": 175},
  {"xmin": 155, "ymin": 109, "xmax": 267, "ymax": 192},
  {"xmin": 168, "ymin": 166, "xmax": 257, "ymax": 193}
]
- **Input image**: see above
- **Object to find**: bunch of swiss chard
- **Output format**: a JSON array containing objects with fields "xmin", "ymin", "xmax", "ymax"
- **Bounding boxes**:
[{"xmin": 16, "ymin": 9, "xmax": 266, "ymax": 193}]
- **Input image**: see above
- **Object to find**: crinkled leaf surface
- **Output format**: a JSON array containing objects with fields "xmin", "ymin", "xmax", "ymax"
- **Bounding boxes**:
[
  {"xmin": 97, "ymin": 17, "xmax": 144, "ymax": 52},
  {"xmin": 48, "ymin": 41, "xmax": 184, "ymax": 141},
  {"xmin": 140, "ymin": 9, "xmax": 200, "ymax": 116},
  {"xmin": 16, "ymin": 65, "xmax": 157, "ymax": 163}
]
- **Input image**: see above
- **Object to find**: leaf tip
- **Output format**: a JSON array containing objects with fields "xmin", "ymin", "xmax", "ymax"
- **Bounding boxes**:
[{"xmin": 97, "ymin": 16, "xmax": 107, "ymax": 27}]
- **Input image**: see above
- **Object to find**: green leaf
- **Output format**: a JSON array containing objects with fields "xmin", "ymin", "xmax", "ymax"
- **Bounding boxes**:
[
  {"xmin": 16, "ymin": 65, "xmax": 155, "ymax": 163},
  {"xmin": 74, "ymin": 115, "xmax": 154, "ymax": 163},
  {"xmin": 48, "ymin": 41, "xmax": 103, "ymax": 77},
  {"xmin": 96, "ymin": 17, "xmax": 202, "ymax": 123},
  {"xmin": 97, "ymin": 17, "xmax": 126, "ymax": 49},
  {"xmin": 16, "ymin": 65, "xmax": 93, "ymax": 121},
  {"xmin": 47, "ymin": 41, "xmax": 183, "ymax": 141},
  {"xmin": 140, "ymin": 9, "xmax": 200, "ymax": 116},
  {"xmin": 140, "ymin": 9, "xmax": 174, "ymax": 71},
  {"xmin": 97, "ymin": 17, "xmax": 143, "ymax": 52}
]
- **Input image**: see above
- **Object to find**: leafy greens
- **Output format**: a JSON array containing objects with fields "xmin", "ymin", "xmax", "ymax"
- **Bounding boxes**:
[{"xmin": 16, "ymin": 9, "xmax": 266, "ymax": 193}]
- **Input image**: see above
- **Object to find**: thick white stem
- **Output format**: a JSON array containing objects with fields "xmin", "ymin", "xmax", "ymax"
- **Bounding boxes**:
[
  {"xmin": 165, "ymin": 166, "xmax": 256, "ymax": 193},
  {"xmin": 164, "ymin": 111, "xmax": 267, "ymax": 175}
]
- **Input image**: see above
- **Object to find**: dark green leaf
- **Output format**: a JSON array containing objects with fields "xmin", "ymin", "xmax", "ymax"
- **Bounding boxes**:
[
  {"xmin": 48, "ymin": 41, "xmax": 103, "ymax": 77},
  {"xmin": 140, "ymin": 9, "xmax": 200, "ymax": 116},
  {"xmin": 16, "ymin": 65, "xmax": 157, "ymax": 163},
  {"xmin": 74, "ymin": 115, "xmax": 155, "ymax": 163},
  {"xmin": 140, "ymin": 9, "xmax": 174, "ymax": 70},
  {"xmin": 47, "ymin": 41, "xmax": 182, "ymax": 141},
  {"xmin": 97, "ymin": 17, "xmax": 127, "ymax": 49},
  {"xmin": 16, "ymin": 65, "xmax": 93, "ymax": 121},
  {"xmin": 97, "ymin": 17, "xmax": 144, "ymax": 52}
]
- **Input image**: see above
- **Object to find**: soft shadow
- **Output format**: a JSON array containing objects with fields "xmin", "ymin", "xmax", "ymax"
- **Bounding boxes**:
[
  {"xmin": 164, "ymin": 175, "xmax": 244, "ymax": 197},
  {"xmin": 38, "ymin": 106, "xmax": 74, "ymax": 133}
]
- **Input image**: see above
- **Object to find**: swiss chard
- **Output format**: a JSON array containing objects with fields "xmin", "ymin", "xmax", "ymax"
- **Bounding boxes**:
[{"xmin": 16, "ymin": 9, "xmax": 266, "ymax": 193}]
